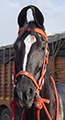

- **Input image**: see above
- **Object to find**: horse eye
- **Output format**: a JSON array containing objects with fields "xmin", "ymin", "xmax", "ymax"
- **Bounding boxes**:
[
  {"xmin": 42, "ymin": 47, "xmax": 45, "ymax": 50},
  {"xmin": 14, "ymin": 43, "xmax": 18, "ymax": 52}
]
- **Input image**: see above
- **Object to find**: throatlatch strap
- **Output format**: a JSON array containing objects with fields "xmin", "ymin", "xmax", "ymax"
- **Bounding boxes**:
[{"xmin": 51, "ymin": 76, "xmax": 59, "ymax": 120}]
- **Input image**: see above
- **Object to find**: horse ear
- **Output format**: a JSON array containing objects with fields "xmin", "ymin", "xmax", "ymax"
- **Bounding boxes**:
[
  {"xmin": 18, "ymin": 6, "xmax": 30, "ymax": 28},
  {"xmin": 30, "ymin": 5, "xmax": 44, "ymax": 28},
  {"xmin": 18, "ymin": 5, "xmax": 44, "ymax": 28}
]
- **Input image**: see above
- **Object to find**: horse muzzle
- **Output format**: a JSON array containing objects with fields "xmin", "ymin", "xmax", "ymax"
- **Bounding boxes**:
[{"xmin": 14, "ymin": 76, "xmax": 35, "ymax": 108}]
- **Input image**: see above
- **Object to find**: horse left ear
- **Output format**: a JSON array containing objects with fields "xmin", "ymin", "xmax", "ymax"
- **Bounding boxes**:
[{"xmin": 30, "ymin": 5, "xmax": 44, "ymax": 28}]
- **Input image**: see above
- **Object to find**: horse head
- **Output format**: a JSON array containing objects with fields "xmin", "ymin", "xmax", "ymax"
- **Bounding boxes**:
[{"xmin": 14, "ymin": 5, "xmax": 48, "ymax": 109}]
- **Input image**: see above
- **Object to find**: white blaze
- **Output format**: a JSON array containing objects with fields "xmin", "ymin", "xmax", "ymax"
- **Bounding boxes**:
[{"xmin": 23, "ymin": 35, "xmax": 36, "ymax": 71}]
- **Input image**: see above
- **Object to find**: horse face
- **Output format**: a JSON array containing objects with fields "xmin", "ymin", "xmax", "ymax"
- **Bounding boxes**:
[{"xmin": 14, "ymin": 29, "xmax": 46, "ymax": 109}]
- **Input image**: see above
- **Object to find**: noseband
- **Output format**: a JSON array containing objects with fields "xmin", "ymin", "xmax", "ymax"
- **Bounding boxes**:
[{"xmin": 11, "ymin": 28, "xmax": 59, "ymax": 120}]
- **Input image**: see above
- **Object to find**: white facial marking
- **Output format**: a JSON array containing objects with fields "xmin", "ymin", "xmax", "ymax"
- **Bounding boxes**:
[{"xmin": 23, "ymin": 35, "xmax": 36, "ymax": 71}]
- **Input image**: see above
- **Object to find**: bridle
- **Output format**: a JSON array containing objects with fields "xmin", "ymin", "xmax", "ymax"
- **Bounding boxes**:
[
  {"xmin": 11, "ymin": 27, "xmax": 59, "ymax": 120},
  {"xmin": 13, "ymin": 27, "xmax": 49, "ymax": 90}
]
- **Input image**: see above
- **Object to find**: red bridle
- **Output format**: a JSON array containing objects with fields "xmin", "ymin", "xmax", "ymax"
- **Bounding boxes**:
[
  {"xmin": 11, "ymin": 27, "xmax": 59, "ymax": 120},
  {"xmin": 13, "ymin": 27, "xmax": 49, "ymax": 91}
]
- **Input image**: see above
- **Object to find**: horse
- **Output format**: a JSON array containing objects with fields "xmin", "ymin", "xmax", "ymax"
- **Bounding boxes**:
[{"xmin": 12, "ymin": 5, "xmax": 65, "ymax": 120}]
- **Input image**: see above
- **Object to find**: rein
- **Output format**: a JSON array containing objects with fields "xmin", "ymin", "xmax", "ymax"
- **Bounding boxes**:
[{"xmin": 11, "ymin": 27, "xmax": 59, "ymax": 120}]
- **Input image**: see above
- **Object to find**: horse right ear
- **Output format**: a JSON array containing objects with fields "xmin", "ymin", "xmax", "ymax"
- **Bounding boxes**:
[{"xmin": 18, "ymin": 6, "xmax": 30, "ymax": 28}]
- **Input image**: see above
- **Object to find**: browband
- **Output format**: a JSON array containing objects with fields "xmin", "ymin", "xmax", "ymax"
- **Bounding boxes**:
[{"xmin": 18, "ymin": 27, "xmax": 48, "ymax": 42}]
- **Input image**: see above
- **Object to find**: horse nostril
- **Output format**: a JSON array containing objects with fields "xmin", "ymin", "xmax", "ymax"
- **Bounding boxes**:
[
  {"xmin": 23, "ymin": 88, "xmax": 34, "ymax": 101},
  {"xmin": 29, "ymin": 88, "xmax": 33, "ymax": 95},
  {"xmin": 27, "ymin": 88, "xmax": 33, "ymax": 96}
]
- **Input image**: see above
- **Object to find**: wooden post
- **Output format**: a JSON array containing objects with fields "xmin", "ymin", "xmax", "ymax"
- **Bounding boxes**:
[
  {"xmin": 52, "ymin": 56, "xmax": 56, "ymax": 80},
  {"xmin": 52, "ymin": 37, "xmax": 56, "ymax": 81},
  {"xmin": 3, "ymin": 47, "xmax": 5, "ymax": 100},
  {"xmin": 9, "ymin": 45, "xmax": 11, "ymax": 100}
]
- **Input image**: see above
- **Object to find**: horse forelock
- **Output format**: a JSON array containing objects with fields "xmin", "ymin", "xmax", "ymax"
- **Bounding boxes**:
[{"xmin": 16, "ymin": 21, "xmax": 45, "ymax": 41}]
